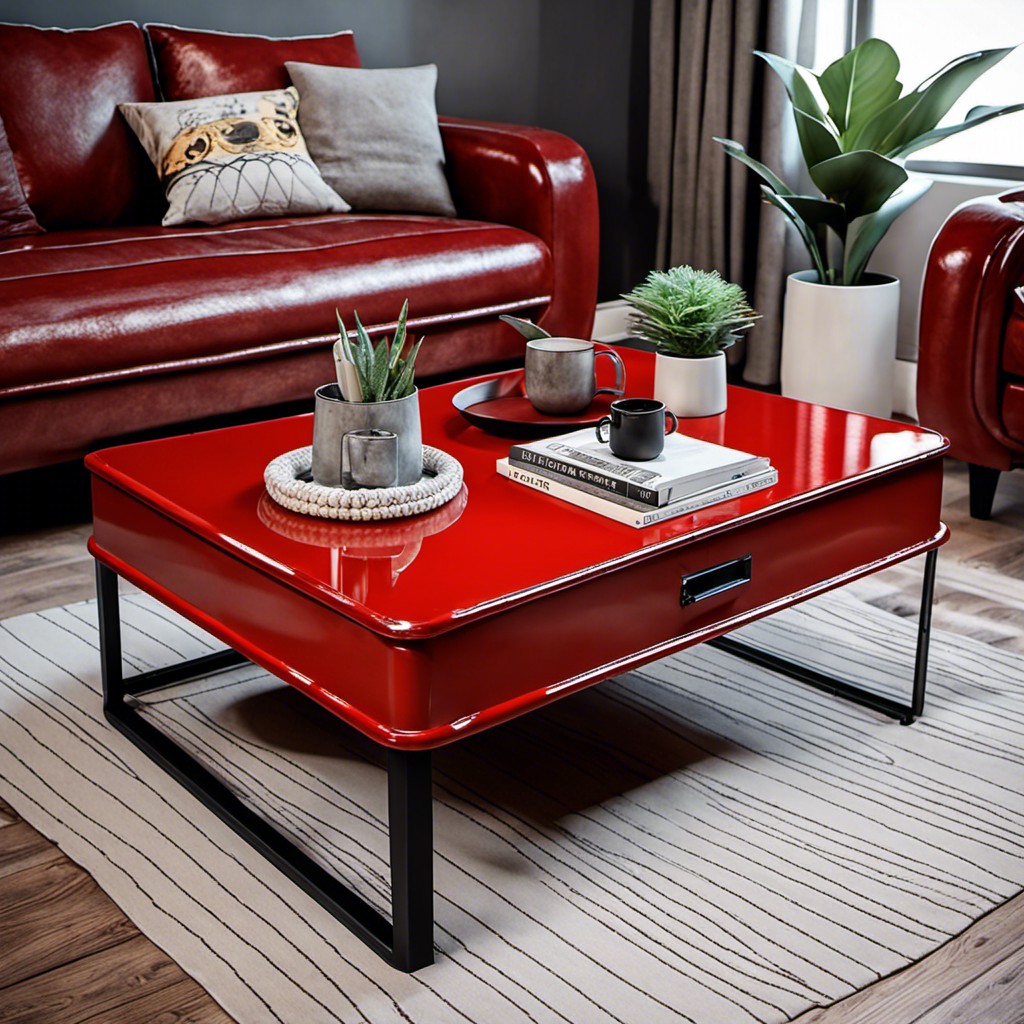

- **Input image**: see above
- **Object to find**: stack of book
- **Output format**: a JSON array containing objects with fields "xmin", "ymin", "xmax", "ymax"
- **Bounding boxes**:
[{"xmin": 496, "ymin": 427, "xmax": 777, "ymax": 528}]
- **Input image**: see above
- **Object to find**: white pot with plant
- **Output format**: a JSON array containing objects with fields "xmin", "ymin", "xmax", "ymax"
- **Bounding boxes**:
[
  {"xmin": 312, "ymin": 300, "xmax": 424, "ymax": 487},
  {"xmin": 622, "ymin": 266, "xmax": 757, "ymax": 417},
  {"xmin": 716, "ymin": 38, "xmax": 1023, "ymax": 417}
]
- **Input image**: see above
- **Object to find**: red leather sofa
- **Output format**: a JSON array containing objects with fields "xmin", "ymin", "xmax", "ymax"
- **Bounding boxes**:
[
  {"xmin": 0, "ymin": 22, "xmax": 599, "ymax": 475},
  {"xmin": 917, "ymin": 186, "xmax": 1024, "ymax": 518}
]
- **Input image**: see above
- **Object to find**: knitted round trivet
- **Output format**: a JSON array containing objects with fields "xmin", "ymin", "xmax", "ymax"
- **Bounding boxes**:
[{"xmin": 264, "ymin": 445, "xmax": 464, "ymax": 521}]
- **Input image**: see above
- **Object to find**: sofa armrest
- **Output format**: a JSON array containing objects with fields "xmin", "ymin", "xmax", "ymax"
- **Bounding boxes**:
[
  {"xmin": 439, "ymin": 116, "xmax": 599, "ymax": 340},
  {"xmin": 918, "ymin": 188, "xmax": 1024, "ymax": 467}
]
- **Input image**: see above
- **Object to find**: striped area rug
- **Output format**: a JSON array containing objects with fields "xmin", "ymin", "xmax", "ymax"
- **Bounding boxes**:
[{"xmin": 2, "ymin": 587, "xmax": 1023, "ymax": 1024}]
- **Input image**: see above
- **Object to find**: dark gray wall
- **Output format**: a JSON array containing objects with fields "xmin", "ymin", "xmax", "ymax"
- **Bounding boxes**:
[{"xmin": 0, "ymin": 0, "xmax": 653, "ymax": 298}]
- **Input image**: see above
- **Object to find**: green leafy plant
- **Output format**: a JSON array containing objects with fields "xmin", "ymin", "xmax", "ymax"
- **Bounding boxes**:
[
  {"xmin": 335, "ymin": 299, "xmax": 422, "ymax": 402},
  {"xmin": 716, "ymin": 39, "xmax": 1024, "ymax": 285},
  {"xmin": 622, "ymin": 266, "xmax": 758, "ymax": 357}
]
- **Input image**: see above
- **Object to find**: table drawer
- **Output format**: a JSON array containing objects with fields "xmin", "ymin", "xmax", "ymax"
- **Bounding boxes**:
[{"xmin": 411, "ymin": 460, "xmax": 945, "ymax": 743}]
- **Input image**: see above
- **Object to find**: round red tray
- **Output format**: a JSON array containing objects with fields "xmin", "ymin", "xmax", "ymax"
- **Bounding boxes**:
[{"xmin": 452, "ymin": 373, "xmax": 618, "ymax": 439}]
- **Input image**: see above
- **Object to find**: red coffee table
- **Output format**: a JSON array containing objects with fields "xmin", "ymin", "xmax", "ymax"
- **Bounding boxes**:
[{"xmin": 87, "ymin": 347, "xmax": 948, "ymax": 971}]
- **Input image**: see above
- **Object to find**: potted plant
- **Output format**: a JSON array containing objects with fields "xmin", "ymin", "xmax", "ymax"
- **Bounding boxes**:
[
  {"xmin": 622, "ymin": 266, "xmax": 757, "ymax": 417},
  {"xmin": 312, "ymin": 300, "xmax": 425, "ymax": 487},
  {"xmin": 715, "ymin": 38, "xmax": 1024, "ymax": 417}
]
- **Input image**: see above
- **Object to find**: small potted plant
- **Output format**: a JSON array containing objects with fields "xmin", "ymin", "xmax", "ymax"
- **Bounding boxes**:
[
  {"xmin": 312, "ymin": 300, "xmax": 425, "ymax": 487},
  {"xmin": 622, "ymin": 266, "xmax": 757, "ymax": 417}
]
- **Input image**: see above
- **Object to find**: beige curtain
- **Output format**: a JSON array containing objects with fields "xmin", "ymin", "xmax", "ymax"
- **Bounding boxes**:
[{"xmin": 648, "ymin": 0, "xmax": 806, "ymax": 385}]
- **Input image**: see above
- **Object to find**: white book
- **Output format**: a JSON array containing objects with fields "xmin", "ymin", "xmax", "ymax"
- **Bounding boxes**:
[
  {"xmin": 509, "ymin": 426, "xmax": 769, "ymax": 506},
  {"xmin": 496, "ymin": 457, "xmax": 778, "ymax": 528}
]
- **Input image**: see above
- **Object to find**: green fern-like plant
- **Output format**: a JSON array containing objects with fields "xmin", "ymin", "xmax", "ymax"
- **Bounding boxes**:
[
  {"xmin": 336, "ymin": 299, "xmax": 423, "ymax": 402},
  {"xmin": 622, "ymin": 267, "xmax": 758, "ymax": 357}
]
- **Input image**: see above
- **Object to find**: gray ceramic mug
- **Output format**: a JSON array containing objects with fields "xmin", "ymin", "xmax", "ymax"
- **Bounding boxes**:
[
  {"xmin": 342, "ymin": 429, "xmax": 399, "ymax": 489},
  {"xmin": 524, "ymin": 338, "xmax": 626, "ymax": 415}
]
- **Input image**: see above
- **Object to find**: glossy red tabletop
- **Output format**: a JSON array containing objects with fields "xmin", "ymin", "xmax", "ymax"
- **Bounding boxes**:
[{"xmin": 87, "ymin": 348, "xmax": 947, "ymax": 639}]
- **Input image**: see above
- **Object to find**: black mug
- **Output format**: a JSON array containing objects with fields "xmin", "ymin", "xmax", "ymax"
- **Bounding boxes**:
[{"xmin": 595, "ymin": 398, "xmax": 679, "ymax": 461}]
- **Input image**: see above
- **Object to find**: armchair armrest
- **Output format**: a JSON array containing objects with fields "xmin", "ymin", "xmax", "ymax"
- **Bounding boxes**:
[
  {"xmin": 918, "ymin": 188, "xmax": 1024, "ymax": 467},
  {"xmin": 440, "ymin": 116, "xmax": 599, "ymax": 340}
]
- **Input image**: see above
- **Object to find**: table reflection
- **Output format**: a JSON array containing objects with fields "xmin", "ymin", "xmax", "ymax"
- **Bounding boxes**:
[{"xmin": 257, "ymin": 487, "xmax": 468, "ymax": 602}]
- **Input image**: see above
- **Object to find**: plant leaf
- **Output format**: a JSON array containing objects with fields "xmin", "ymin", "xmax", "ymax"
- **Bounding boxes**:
[
  {"xmin": 336, "ymin": 310, "xmax": 357, "ymax": 367},
  {"xmin": 756, "ymin": 51, "xmax": 840, "ymax": 168},
  {"xmin": 809, "ymin": 150, "xmax": 908, "ymax": 219},
  {"xmin": 352, "ymin": 310, "xmax": 376, "ymax": 391},
  {"xmin": 793, "ymin": 108, "xmax": 842, "ymax": 167},
  {"xmin": 714, "ymin": 137, "xmax": 794, "ymax": 194},
  {"xmin": 889, "ymin": 101, "xmax": 1024, "ymax": 159},
  {"xmin": 760, "ymin": 186, "xmax": 830, "ymax": 283},
  {"xmin": 785, "ymin": 195, "xmax": 849, "ymax": 240},
  {"xmin": 842, "ymin": 174, "xmax": 932, "ymax": 284},
  {"xmin": 818, "ymin": 38, "xmax": 902, "ymax": 139},
  {"xmin": 499, "ymin": 314, "xmax": 552, "ymax": 340},
  {"xmin": 389, "ymin": 299, "xmax": 409, "ymax": 371},
  {"xmin": 370, "ymin": 338, "xmax": 390, "ymax": 401},
  {"xmin": 877, "ymin": 47, "xmax": 1016, "ymax": 155},
  {"xmin": 391, "ymin": 338, "xmax": 423, "ymax": 399},
  {"xmin": 756, "ymin": 50, "xmax": 828, "ymax": 120}
]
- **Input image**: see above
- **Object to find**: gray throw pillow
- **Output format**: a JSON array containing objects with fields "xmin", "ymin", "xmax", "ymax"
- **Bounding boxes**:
[
  {"xmin": 285, "ymin": 62, "xmax": 457, "ymax": 217},
  {"xmin": 119, "ymin": 87, "xmax": 349, "ymax": 226}
]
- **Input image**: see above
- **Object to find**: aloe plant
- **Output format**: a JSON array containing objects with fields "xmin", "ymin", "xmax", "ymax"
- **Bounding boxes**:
[
  {"xmin": 335, "ymin": 299, "xmax": 422, "ymax": 402},
  {"xmin": 716, "ymin": 39, "xmax": 1024, "ymax": 285}
]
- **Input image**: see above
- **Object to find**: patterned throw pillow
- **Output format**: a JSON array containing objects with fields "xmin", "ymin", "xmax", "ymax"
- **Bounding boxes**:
[{"xmin": 119, "ymin": 87, "xmax": 349, "ymax": 226}]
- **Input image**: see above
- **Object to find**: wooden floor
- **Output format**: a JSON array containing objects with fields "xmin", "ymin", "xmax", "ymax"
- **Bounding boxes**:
[{"xmin": 0, "ymin": 458, "xmax": 1022, "ymax": 1023}]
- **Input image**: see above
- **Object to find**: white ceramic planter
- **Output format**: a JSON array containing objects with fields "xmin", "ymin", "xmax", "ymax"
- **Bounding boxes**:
[
  {"xmin": 653, "ymin": 351, "xmax": 727, "ymax": 417},
  {"xmin": 780, "ymin": 270, "xmax": 900, "ymax": 418}
]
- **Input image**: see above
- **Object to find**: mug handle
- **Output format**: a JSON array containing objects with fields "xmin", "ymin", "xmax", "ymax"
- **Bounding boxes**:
[
  {"xmin": 664, "ymin": 410, "xmax": 679, "ymax": 435},
  {"xmin": 594, "ymin": 349, "xmax": 626, "ymax": 397},
  {"xmin": 595, "ymin": 416, "xmax": 612, "ymax": 444}
]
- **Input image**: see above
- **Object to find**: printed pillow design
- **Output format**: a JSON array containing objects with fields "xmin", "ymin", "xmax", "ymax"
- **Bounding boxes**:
[{"xmin": 120, "ymin": 87, "xmax": 349, "ymax": 226}]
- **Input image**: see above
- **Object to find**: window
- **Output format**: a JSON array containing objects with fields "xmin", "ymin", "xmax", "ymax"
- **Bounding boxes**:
[{"xmin": 817, "ymin": 0, "xmax": 1024, "ymax": 177}]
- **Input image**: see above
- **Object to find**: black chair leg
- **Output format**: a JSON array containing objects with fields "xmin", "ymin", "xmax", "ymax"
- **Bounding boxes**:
[{"xmin": 968, "ymin": 464, "xmax": 1001, "ymax": 520}]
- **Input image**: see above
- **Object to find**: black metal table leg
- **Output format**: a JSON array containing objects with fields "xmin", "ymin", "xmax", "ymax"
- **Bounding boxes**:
[
  {"xmin": 708, "ymin": 548, "xmax": 939, "ymax": 725},
  {"xmin": 95, "ymin": 562, "xmax": 436, "ymax": 971}
]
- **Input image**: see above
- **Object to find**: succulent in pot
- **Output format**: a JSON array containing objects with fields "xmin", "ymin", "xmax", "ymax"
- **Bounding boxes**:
[
  {"xmin": 312, "ymin": 299, "xmax": 424, "ymax": 488},
  {"xmin": 333, "ymin": 299, "xmax": 422, "ymax": 402},
  {"xmin": 622, "ymin": 266, "xmax": 757, "ymax": 418}
]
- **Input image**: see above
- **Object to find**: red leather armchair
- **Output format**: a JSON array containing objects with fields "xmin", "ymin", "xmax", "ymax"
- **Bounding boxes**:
[{"xmin": 917, "ymin": 186, "xmax": 1024, "ymax": 518}]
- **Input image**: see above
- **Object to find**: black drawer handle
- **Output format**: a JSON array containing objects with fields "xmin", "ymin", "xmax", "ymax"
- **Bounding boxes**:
[{"xmin": 680, "ymin": 554, "xmax": 752, "ymax": 606}]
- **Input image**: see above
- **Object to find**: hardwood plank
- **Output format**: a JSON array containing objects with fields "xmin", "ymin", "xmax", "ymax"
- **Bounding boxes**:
[
  {"xmin": 0, "ymin": 796, "xmax": 18, "ymax": 827},
  {"xmin": 0, "ymin": 933, "xmax": 228, "ymax": 1024},
  {"xmin": 790, "ymin": 888, "xmax": 1024, "ymax": 1022},
  {"xmin": 0, "ymin": 859, "xmax": 135, "ymax": 988},
  {"xmin": 0, "ymin": 559, "xmax": 98, "ymax": 619},
  {"xmin": 78, "ymin": 974, "xmax": 236, "ymax": 1024},
  {"xmin": 0, "ymin": 819, "xmax": 63, "ymax": 879},
  {"xmin": 0, "ymin": 524, "xmax": 92, "ymax": 578},
  {"xmin": 912, "ymin": 945, "xmax": 1024, "ymax": 1024}
]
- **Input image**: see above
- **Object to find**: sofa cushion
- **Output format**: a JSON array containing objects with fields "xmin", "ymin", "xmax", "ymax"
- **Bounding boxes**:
[
  {"xmin": 0, "ymin": 116, "xmax": 40, "ymax": 238},
  {"xmin": 148, "ymin": 25, "xmax": 361, "ymax": 100},
  {"xmin": 0, "ymin": 22, "xmax": 158, "ymax": 229},
  {"xmin": 120, "ymin": 87, "xmax": 349, "ymax": 226},
  {"xmin": 0, "ymin": 214, "xmax": 552, "ymax": 395},
  {"xmin": 286, "ymin": 62, "xmax": 456, "ymax": 216}
]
